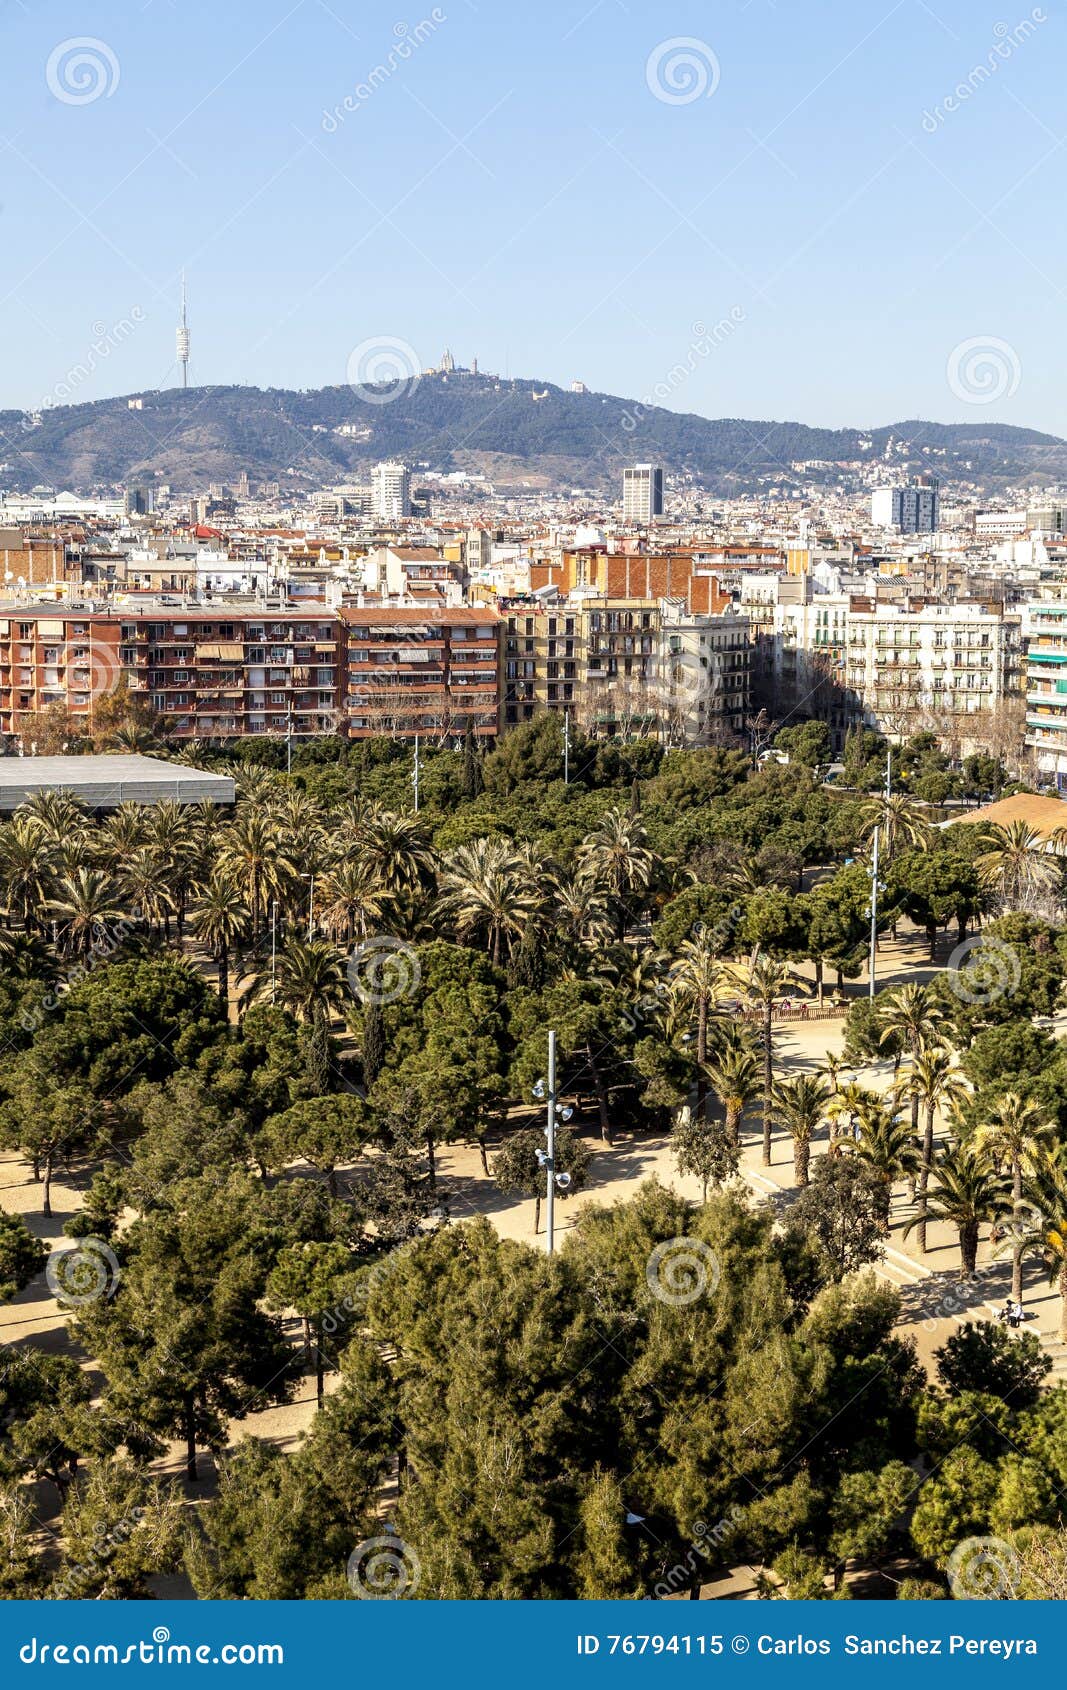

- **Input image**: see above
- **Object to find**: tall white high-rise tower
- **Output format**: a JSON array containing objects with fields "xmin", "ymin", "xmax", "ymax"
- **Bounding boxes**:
[{"xmin": 176, "ymin": 271, "xmax": 190, "ymax": 389}]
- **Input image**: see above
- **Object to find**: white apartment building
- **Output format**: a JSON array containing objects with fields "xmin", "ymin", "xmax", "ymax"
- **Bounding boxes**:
[
  {"xmin": 621, "ymin": 464, "xmax": 663, "ymax": 524},
  {"xmin": 743, "ymin": 575, "xmax": 1021, "ymax": 749},
  {"xmin": 658, "ymin": 602, "xmax": 751, "ymax": 745},
  {"xmin": 975, "ymin": 510, "xmax": 1028, "ymax": 540},
  {"xmin": 843, "ymin": 600, "xmax": 1021, "ymax": 737},
  {"xmin": 371, "ymin": 461, "xmax": 412, "ymax": 520}
]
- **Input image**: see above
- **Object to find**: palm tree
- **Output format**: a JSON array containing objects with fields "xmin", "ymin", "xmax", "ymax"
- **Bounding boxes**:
[
  {"xmin": 825, "ymin": 1078, "xmax": 880, "ymax": 1145},
  {"xmin": 909, "ymin": 1044, "xmax": 970, "ymax": 1255},
  {"xmin": 48, "ymin": 868, "xmax": 127, "ymax": 958},
  {"xmin": 549, "ymin": 871, "xmax": 614, "ymax": 953},
  {"xmin": 118, "ymin": 848, "xmax": 177, "ymax": 937},
  {"xmin": 670, "ymin": 932, "xmax": 730, "ymax": 1121},
  {"xmin": 878, "ymin": 982, "xmax": 938, "ymax": 1152},
  {"xmin": 95, "ymin": 802, "xmax": 150, "ymax": 866},
  {"xmin": 442, "ymin": 838, "xmax": 539, "ymax": 967},
  {"xmin": 771, "ymin": 1072, "xmax": 831, "ymax": 1186},
  {"xmin": 217, "ymin": 810, "xmax": 294, "ymax": 939},
  {"xmin": 834, "ymin": 1094, "xmax": 921, "ymax": 1227},
  {"xmin": 974, "ymin": 1093, "xmax": 1057, "ymax": 1302},
  {"xmin": 904, "ymin": 1142, "xmax": 1004, "ymax": 1277},
  {"xmin": 144, "ymin": 801, "xmax": 201, "ymax": 936},
  {"xmin": 18, "ymin": 790, "xmax": 90, "ymax": 845},
  {"xmin": 704, "ymin": 1039, "xmax": 762, "ymax": 1149},
  {"xmin": 189, "ymin": 875, "xmax": 251, "ymax": 1006},
  {"xmin": 232, "ymin": 764, "xmax": 286, "ymax": 806},
  {"xmin": 1019, "ymin": 1152, "xmax": 1067, "ymax": 1342},
  {"xmin": 265, "ymin": 936, "xmax": 347, "ymax": 1028},
  {"xmin": 107, "ymin": 722, "xmax": 160, "ymax": 754},
  {"xmin": 731, "ymin": 953, "xmax": 803, "ymax": 1165},
  {"xmin": 318, "ymin": 860, "xmax": 388, "ymax": 946},
  {"xmin": 578, "ymin": 809, "xmax": 654, "ymax": 938},
  {"xmin": 0, "ymin": 815, "xmax": 56, "ymax": 929},
  {"xmin": 270, "ymin": 789, "xmax": 326, "ymax": 839},
  {"xmin": 858, "ymin": 792, "xmax": 931, "ymax": 858},
  {"xmin": 360, "ymin": 811, "xmax": 437, "ymax": 900},
  {"xmin": 977, "ymin": 819, "xmax": 1061, "ymax": 914}
]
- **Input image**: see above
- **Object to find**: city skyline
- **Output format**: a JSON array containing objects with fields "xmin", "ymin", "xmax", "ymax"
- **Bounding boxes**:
[{"xmin": 0, "ymin": 0, "xmax": 1063, "ymax": 431}]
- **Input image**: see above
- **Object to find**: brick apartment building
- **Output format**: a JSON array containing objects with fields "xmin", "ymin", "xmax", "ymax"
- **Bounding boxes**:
[
  {"xmin": 340, "ymin": 606, "xmax": 500, "ymax": 740},
  {"xmin": 0, "ymin": 603, "xmax": 501, "ymax": 744}
]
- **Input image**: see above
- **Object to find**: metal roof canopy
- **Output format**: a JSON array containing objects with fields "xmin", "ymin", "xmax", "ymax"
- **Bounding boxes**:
[{"xmin": 0, "ymin": 754, "xmax": 235, "ymax": 811}]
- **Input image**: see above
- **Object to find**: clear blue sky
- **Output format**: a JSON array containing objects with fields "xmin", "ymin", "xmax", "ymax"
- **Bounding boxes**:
[{"xmin": 2, "ymin": 0, "xmax": 1064, "ymax": 432}]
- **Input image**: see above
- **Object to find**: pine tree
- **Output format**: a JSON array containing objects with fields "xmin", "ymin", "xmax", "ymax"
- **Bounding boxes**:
[
  {"xmin": 506, "ymin": 924, "xmax": 546, "ymax": 991},
  {"xmin": 361, "ymin": 999, "xmax": 386, "ymax": 1088},
  {"xmin": 461, "ymin": 722, "xmax": 483, "ymax": 799},
  {"xmin": 301, "ymin": 1017, "xmax": 333, "ymax": 1094}
]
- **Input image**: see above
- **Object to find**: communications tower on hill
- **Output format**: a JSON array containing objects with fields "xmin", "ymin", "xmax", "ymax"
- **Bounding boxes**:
[{"xmin": 176, "ymin": 270, "xmax": 190, "ymax": 388}]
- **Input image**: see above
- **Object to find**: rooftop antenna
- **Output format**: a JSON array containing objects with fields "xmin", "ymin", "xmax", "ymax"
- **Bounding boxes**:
[{"xmin": 176, "ymin": 270, "xmax": 190, "ymax": 389}]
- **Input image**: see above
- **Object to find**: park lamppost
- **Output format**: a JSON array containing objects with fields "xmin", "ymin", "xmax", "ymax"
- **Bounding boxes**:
[
  {"xmin": 270, "ymin": 899, "xmax": 278, "ymax": 1002},
  {"xmin": 867, "ymin": 827, "xmax": 888, "ymax": 1000},
  {"xmin": 867, "ymin": 750, "xmax": 892, "ymax": 999},
  {"xmin": 532, "ymin": 1030, "xmax": 574, "ymax": 1255}
]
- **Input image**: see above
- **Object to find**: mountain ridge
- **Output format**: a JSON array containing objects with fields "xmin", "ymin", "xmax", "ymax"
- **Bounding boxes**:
[{"xmin": 1, "ymin": 373, "xmax": 1063, "ymax": 496}]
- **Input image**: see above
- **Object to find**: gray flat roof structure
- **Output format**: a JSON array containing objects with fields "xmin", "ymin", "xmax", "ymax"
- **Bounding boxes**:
[{"xmin": 0, "ymin": 754, "xmax": 235, "ymax": 811}]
